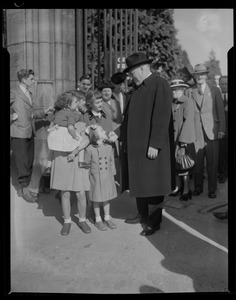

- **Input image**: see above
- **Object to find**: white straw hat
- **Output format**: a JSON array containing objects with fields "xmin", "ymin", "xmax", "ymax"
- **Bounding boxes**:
[{"xmin": 170, "ymin": 79, "xmax": 189, "ymax": 89}]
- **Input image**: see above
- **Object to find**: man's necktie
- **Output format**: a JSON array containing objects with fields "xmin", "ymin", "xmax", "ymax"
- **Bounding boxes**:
[
  {"xmin": 198, "ymin": 86, "xmax": 203, "ymax": 95},
  {"xmin": 223, "ymin": 94, "xmax": 227, "ymax": 107}
]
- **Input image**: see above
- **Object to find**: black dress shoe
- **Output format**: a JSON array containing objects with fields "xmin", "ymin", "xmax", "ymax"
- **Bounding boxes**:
[
  {"xmin": 179, "ymin": 189, "xmax": 192, "ymax": 201},
  {"xmin": 140, "ymin": 225, "xmax": 160, "ymax": 236},
  {"xmin": 208, "ymin": 191, "xmax": 216, "ymax": 198},
  {"xmin": 218, "ymin": 175, "xmax": 226, "ymax": 184},
  {"xmin": 20, "ymin": 188, "xmax": 37, "ymax": 203},
  {"xmin": 169, "ymin": 187, "xmax": 183, "ymax": 197},
  {"xmin": 213, "ymin": 211, "xmax": 228, "ymax": 220},
  {"xmin": 124, "ymin": 215, "xmax": 147, "ymax": 224},
  {"xmin": 192, "ymin": 189, "xmax": 203, "ymax": 196}
]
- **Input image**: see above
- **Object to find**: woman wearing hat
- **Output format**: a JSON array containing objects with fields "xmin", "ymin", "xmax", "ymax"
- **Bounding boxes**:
[
  {"xmin": 121, "ymin": 52, "xmax": 175, "ymax": 236},
  {"xmin": 99, "ymin": 81, "xmax": 123, "ymax": 132},
  {"xmin": 190, "ymin": 64, "xmax": 226, "ymax": 199},
  {"xmin": 169, "ymin": 79, "xmax": 196, "ymax": 201}
]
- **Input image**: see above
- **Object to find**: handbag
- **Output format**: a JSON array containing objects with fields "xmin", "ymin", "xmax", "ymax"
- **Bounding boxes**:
[{"xmin": 176, "ymin": 146, "xmax": 195, "ymax": 172}]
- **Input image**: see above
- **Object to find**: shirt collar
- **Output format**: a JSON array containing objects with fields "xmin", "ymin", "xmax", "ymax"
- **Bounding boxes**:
[
  {"xmin": 142, "ymin": 72, "xmax": 153, "ymax": 87},
  {"xmin": 19, "ymin": 83, "xmax": 29, "ymax": 94},
  {"xmin": 89, "ymin": 110, "xmax": 106, "ymax": 120}
]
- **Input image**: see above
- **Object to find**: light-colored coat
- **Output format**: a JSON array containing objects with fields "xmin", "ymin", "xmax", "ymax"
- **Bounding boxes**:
[
  {"xmin": 172, "ymin": 94, "xmax": 195, "ymax": 145},
  {"xmin": 10, "ymin": 85, "xmax": 45, "ymax": 138},
  {"xmin": 84, "ymin": 143, "xmax": 117, "ymax": 202},
  {"xmin": 190, "ymin": 83, "xmax": 226, "ymax": 151}
]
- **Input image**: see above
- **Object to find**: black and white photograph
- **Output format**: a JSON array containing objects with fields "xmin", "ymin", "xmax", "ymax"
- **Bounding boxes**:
[{"xmin": 3, "ymin": 3, "xmax": 235, "ymax": 294}]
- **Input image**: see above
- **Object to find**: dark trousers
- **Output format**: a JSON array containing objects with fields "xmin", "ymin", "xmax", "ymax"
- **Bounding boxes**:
[
  {"xmin": 136, "ymin": 196, "xmax": 164, "ymax": 229},
  {"xmin": 194, "ymin": 134, "xmax": 219, "ymax": 192},
  {"xmin": 11, "ymin": 136, "xmax": 34, "ymax": 188},
  {"xmin": 218, "ymin": 137, "xmax": 228, "ymax": 177}
]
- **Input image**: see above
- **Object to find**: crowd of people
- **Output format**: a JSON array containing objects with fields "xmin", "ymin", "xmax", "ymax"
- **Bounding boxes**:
[{"xmin": 10, "ymin": 51, "xmax": 228, "ymax": 237}]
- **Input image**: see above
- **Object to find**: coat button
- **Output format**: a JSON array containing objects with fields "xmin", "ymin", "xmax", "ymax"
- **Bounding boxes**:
[{"xmin": 100, "ymin": 168, "xmax": 102, "ymax": 170}]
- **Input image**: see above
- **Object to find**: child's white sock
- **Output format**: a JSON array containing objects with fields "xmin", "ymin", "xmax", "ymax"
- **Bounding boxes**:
[
  {"xmin": 95, "ymin": 216, "xmax": 102, "ymax": 222},
  {"xmin": 104, "ymin": 215, "xmax": 110, "ymax": 221},
  {"xmin": 64, "ymin": 217, "xmax": 71, "ymax": 223},
  {"xmin": 79, "ymin": 217, "xmax": 86, "ymax": 222}
]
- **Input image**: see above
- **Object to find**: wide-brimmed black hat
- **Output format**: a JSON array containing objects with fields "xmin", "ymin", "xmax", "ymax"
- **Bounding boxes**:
[
  {"xmin": 111, "ymin": 72, "xmax": 127, "ymax": 84},
  {"xmin": 123, "ymin": 52, "xmax": 153, "ymax": 73}
]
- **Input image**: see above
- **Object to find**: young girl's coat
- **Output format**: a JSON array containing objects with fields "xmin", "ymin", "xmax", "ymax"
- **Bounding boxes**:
[{"xmin": 84, "ymin": 143, "xmax": 117, "ymax": 202}]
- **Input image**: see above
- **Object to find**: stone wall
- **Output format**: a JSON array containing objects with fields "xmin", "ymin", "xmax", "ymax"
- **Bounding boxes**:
[
  {"xmin": 7, "ymin": 9, "xmax": 77, "ymax": 109},
  {"xmin": 7, "ymin": 9, "xmax": 81, "ymax": 192}
]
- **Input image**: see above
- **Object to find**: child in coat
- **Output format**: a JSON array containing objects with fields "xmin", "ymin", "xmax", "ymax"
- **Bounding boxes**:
[
  {"xmin": 47, "ymin": 91, "xmax": 83, "ymax": 151},
  {"xmin": 47, "ymin": 90, "xmax": 87, "ymax": 167},
  {"xmin": 84, "ymin": 124, "xmax": 118, "ymax": 231},
  {"xmin": 49, "ymin": 91, "xmax": 91, "ymax": 236}
]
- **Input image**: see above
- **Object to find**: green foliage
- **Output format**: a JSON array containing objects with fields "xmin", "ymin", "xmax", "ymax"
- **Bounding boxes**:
[
  {"xmin": 134, "ymin": 9, "xmax": 190, "ymax": 81},
  {"xmin": 84, "ymin": 9, "xmax": 191, "ymax": 85}
]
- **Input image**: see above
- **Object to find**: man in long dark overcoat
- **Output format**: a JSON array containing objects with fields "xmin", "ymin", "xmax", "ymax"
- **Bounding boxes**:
[{"xmin": 120, "ymin": 52, "xmax": 174, "ymax": 236}]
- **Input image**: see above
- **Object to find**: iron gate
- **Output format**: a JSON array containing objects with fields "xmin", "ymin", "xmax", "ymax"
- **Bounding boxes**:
[{"xmin": 76, "ymin": 9, "xmax": 138, "ymax": 88}]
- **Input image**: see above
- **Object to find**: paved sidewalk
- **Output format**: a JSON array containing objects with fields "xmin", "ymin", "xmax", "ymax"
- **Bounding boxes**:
[{"xmin": 10, "ymin": 164, "xmax": 228, "ymax": 294}]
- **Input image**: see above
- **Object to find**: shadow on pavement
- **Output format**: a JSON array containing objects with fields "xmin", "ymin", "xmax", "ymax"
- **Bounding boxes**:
[
  {"xmin": 36, "ymin": 190, "xmax": 79, "ymax": 226},
  {"xmin": 143, "ymin": 215, "xmax": 228, "ymax": 293}
]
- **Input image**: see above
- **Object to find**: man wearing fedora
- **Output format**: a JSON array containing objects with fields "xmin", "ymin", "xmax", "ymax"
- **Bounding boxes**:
[
  {"xmin": 120, "ymin": 52, "xmax": 174, "ymax": 236},
  {"xmin": 190, "ymin": 63, "xmax": 226, "ymax": 199}
]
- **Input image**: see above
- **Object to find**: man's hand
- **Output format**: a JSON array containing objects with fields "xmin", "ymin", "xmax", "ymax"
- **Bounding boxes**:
[
  {"xmin": 107, "ymin": 131, "xmax": 118, "ymax": 143},
  {"xmin": 44, "ymin": 106, "xmax": 54, "ymax": 114},
  {"xmin": 12, "ymin": 112, "xmax": 18, "ymax": 121},
  {"xmin": 218, "ymin": 132, "xmax": 225, "ymax": 139},
  {"xmin": 147, "ymin": 146, "xmax": 159, "ymax": 159}
]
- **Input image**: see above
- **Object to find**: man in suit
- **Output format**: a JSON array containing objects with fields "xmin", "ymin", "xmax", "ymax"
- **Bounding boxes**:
[
  {"xmin": 111, "ymin": 72, "xmax": 127, "ymax": 115},
  {"xmin": 120, "ymin": 52, "xmax": 174, "ymax": 236},
  {"xmin": 190, "ymin": 64, "xmax": 226, "ymax": 199},
  {"xmin": 218, "ymin": 75, "xmax": 228, "ymax": 183},
  {"xmin": 10, "ymin": 69, "xmax": 54, "ymax": 203}
]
